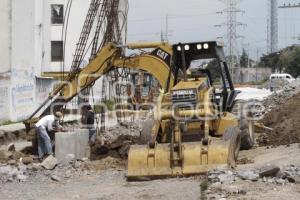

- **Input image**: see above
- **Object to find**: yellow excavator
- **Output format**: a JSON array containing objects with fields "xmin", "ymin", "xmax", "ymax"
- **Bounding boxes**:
[{"xmin": 24, "ymin": 41, "xmax": 254, "ymax": 179}]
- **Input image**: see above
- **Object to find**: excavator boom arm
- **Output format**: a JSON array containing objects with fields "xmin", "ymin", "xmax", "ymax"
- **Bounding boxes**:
[{"xmin": 24, "ymin": 42, "xmax": 175, "ymax": 127}]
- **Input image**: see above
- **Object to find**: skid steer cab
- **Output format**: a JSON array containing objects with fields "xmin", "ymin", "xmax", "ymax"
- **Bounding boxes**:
[{"xmin": 127, "ymin": 41, "xmax": 254, "ymax": 180}]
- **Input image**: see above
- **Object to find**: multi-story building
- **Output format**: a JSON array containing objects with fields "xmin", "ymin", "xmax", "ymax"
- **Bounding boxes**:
[{"xmin": 0, "ymin": 0, "xmax": 91, "ymax": 122}]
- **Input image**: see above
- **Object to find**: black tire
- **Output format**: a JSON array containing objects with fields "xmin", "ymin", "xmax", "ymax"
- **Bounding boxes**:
[
  {"xmin": 140, "ymin": 119, "xmax": 154, "ymax": 144},
  {"xmin": 222, "ymin": 126, "xmax": 241, "ymax": 167},
  {"xmin": 240, "ymin": 118, "xmax": 254, "ymax": 150}
]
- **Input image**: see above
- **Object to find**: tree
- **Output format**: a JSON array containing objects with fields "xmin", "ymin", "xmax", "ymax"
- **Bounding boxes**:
[
  {"xmin": 240, "ymin": 49, "xmax": 249, "ymax": 68},
  {"xmin": 258, "ymin": 45, "xmax": 300, "ymax": 77}
]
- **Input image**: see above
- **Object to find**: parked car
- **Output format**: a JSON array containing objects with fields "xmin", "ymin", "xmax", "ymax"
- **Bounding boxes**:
[{"xmin": 269, "ymin": 73, "xmax": 295, "ymax": 91}]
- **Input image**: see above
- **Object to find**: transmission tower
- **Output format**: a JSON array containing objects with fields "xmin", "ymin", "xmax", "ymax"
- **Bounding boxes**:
[
  {"xmin": 267, "ymin": 0, "xmax": 278, "ymax": 53},
  {"xmin": 216, "ymin": 0, "xmax": 246, "ymax": 82}
]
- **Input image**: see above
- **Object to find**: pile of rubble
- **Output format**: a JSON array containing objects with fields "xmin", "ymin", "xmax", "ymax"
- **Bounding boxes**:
[
  {"xmin": 91, "ymin": 120, "xmax": 143, "ymax": 160},
  {"xmin": 206, "ymin": 164, "xmax": 300, "ymax": 199},
  {"xmin": 0, "ymin": 147, "xmax": 123, "ymax": 184},
  {"xmin": 263, "ymin": 78, "xmax": 300, "ymax": 112}
]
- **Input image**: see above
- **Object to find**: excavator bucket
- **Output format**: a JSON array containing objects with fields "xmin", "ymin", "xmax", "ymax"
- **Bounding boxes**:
[{"xmin": 127, "ymin": 137, "xmax": 239, "ymax": 179}]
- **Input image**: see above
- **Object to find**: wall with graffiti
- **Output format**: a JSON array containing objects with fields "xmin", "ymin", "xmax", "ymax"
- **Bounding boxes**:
[
  {"xmin": 35, "ymin": 77, "xmax": 56, "ymax": 106},
  {"xmin": 10, "ymin": 69, "xmax": 35, "ymax": 121}
]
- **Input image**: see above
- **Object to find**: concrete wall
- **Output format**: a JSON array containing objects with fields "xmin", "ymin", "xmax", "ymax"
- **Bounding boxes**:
[
  {"xmin": 0, "ymin": 0, "xmax": 53, "ymax": 122},
  {"xmin": 35, "ymin": 0, "xmax": 51, "ymax": 75},
  {"xmin": 35, "ymin": 78, "xmax": 56, "ymax": 106},
  {"xmin": 0, "ymin": 0, "xmax": 11, "ymax": 73},
  {"xmin": 50, "ymin": 0, "xmax": 92, "ymax": 72},
  {"xmin": 234, "ymin": 67, "xmax": 272, "ymax": 83}
]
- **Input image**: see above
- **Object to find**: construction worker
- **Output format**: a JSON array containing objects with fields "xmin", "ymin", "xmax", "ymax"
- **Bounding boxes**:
[
  {"xmin": 83, "ymin": 105, "xmax": 96, "ymax": 143},
  {"xmin": 35, "ymin": 112, "xmax": 63, "ymax": 159}
]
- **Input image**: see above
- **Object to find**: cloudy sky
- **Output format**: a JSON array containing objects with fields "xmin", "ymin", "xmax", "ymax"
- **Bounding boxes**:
[{"xmin": 127, "ymin": 0, "xmax": 300, "ymax": 60}]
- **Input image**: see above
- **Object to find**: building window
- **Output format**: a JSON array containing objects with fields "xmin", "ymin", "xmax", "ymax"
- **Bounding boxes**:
[
  {"xmin": 51, "ymin": 41, "xmax": 64, "ymax": 62},
  {"xmin": 51, "ymin": 4, "xmax": 64, "ymax": 24}
]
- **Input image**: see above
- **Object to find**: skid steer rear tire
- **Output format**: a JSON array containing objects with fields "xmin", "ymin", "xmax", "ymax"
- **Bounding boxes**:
[
  {"xmin": 139, "ymin": 119, "xmax": 154, "ymax": 144},
  {"xmin": 240, "ymin": 118, "xmax": 254, "ymax": 150},
  {"xmin": 222, "ymin": 126, "xmax": 241, "ymax": 168}
]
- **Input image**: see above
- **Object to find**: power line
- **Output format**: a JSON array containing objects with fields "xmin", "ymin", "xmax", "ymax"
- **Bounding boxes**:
[
  {"xmin": 215, "ymin": 0, "xmax": 246, "ymax": 82},
  {"xmin": 279, "ymin": 2, "xmax": 300, "ymax": 8}
]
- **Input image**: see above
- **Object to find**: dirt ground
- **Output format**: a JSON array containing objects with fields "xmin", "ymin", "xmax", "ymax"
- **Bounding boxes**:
[
  {"xmin": 1, "ymin": 142, "xmax": 300, "ymax": 200},
  {"xmin": 259, "ymin": 92, "xmax": 300, "ymax": 146}
]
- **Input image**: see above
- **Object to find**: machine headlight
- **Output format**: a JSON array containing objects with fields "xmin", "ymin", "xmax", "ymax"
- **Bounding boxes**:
[
  {"xmin": 177, "ymin": 46, "xmax": 181, "ymax": 51},
  {"xmin": 184, "ymin": 45, "xmax": 190, "ymax": 50},
  {"xmin": 197, "ymin": 44, "xmax": 202, "ymax": 50},
  {"xmin": 203, "ymin": 43, "xmax": 209, "ymax": 49}
]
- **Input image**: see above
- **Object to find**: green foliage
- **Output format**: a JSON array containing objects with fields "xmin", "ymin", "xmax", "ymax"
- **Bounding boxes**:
[
  {"xmin": 93, "ymin": 100, "xmax": 115, "ymax": 113},
  {"xmin": 200, "ymin": 180, "xmax": 208, "ymax": 191},
  {"xmin": 0, "ymin": 120, "xmax": 15, "ymax": 126},
  {"xmin": 258, "ymin": 45, "xmax": 300, "ymax": 77},
  {"xmin": 103, "ymin": 100, "xmax": 115, "ymax": 111},
  {"xmin": 240, "ymin": 48, "xmax": 249, "ymax": 68}
]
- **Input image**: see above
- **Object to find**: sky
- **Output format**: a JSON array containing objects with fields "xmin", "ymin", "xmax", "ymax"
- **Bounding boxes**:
[{"xmin": 127, "ymin": 0, "xmax": 300, "ymax": 60}]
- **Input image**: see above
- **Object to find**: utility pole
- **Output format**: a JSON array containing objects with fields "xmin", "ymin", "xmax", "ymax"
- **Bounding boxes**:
[
  {"xmin": 165, "ymin": 14, "xmax": 169, "ymax": 42},
  {"xmin": 279, "ymin": 3, "xmax": 300, "ymax": 44},
  {"xmin": 267, "ymin": 0, "xmax": 278, "ymax": 53},
  {"xmin": 215, "ymin": 0, "xmax": 246, "ymax": 83}
]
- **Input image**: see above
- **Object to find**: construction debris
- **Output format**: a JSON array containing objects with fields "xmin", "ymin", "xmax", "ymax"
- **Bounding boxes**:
[
  {"xmin": 41, "ymin": 155, "xmax": 58, "ymax": 170},
  {"xmin": 208, "ymin": 164, "xmax": 300, "ymax": 187},
  {"xmin": 7, "ymin": 143, "xmax": 15, "ymax": 152},
  {"xmin": 263, "ymin": 79, "xmax": 300, "ymax": 112}
]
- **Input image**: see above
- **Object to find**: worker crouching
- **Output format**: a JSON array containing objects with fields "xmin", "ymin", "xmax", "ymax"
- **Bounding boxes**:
[{"xmin": 35, "ymin": 112, "xmax": 64, "ymax": 159}]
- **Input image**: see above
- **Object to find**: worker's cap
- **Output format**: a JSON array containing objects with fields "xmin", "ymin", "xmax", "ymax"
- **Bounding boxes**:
[{"xmin": 54, "ymin": 111, "xmax": 63, "ymax": 119}]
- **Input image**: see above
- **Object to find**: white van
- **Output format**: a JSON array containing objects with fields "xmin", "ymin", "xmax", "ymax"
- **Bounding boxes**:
[{"xmin": 269, "ymin": 73, "xmax": 295, "ymax": 91}]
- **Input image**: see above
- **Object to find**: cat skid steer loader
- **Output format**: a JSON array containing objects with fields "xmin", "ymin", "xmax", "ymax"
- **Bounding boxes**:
[{"xmin": 127, "ymin": 41, "xmax": 251, "ymax": 179}]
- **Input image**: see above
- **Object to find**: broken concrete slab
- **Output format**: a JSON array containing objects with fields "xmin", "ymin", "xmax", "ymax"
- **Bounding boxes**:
[
  {"xmin": 259, "ymin": 165, "xmax": 280, "ymax": 177},
  {"xmin": 51, "ymin": 175, "xmax": 61, "ymax": 182},
  {"xmin": 218, "ymin": 173, "xmax": 235, "ymax": 184},
  {"xmin": 41, "ymin": 155, "xmax": 57, "ymax": 170},
  {"xmin": 237, "ymin": 170, "xmax": 259, "ymax": 181},
  {"xmin": 7, "ymin": 143, "xmax": 15, "ymax": 152}
]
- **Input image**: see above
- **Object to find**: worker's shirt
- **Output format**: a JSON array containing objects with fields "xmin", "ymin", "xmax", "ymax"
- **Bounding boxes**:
[{"xmin": 35, "ymin": 115, "xmax": 60, "ymax": 131}]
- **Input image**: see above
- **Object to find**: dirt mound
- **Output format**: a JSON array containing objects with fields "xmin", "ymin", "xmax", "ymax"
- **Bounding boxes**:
[
  {"xmin": 90, "ymin": 135, "xmax": 141, "ymax": 160},
  {"xmin": 258, "ymin": 92, "xmax": 300, "ymax": 146}
]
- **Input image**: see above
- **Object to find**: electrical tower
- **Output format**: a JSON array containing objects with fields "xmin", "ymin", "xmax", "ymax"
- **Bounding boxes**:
[
  {"xmin": 216, "ymin": 0, "xmax": 245, "ymax": 82},
  {"xmin": 267, "ymin": 0, "xmax": 278, "ymax": 53}
]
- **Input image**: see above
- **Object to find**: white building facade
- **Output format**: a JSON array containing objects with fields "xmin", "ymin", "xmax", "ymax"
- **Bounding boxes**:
[{"xmin": 0, "ymin": 0, "xmax": 91, "ymax": 123}]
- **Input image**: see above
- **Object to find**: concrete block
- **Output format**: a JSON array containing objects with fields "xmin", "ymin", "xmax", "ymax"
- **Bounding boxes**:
[
  {"xmin": 55, "ymin": 129, "xmax": 90, "ymax": 163},
  {"xmin": 41, "ymin": 155, "xmax": 57, "ymax": 170},
  {"xmin": 75, "ymin": 129, "xmax": 89, "ymax": 159},
  {"xmin": 55, "ymin": 132, "xmax": 76, "ymax": 163}
]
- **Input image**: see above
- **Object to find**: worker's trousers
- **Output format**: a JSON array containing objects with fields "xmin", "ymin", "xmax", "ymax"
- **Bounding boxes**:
[
  {"xmin": 89, "ymin": 128, "xmax": 96, "ymax": 142},
  {"xmin": 35, "ymin": 126, "xmax": 53, "ymax": 159}
]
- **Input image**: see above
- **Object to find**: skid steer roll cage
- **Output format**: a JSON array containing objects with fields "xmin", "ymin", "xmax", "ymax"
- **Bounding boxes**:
[{"xmin": 172, "ymin": 41, "xmax": 238, "ymax": 112}]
